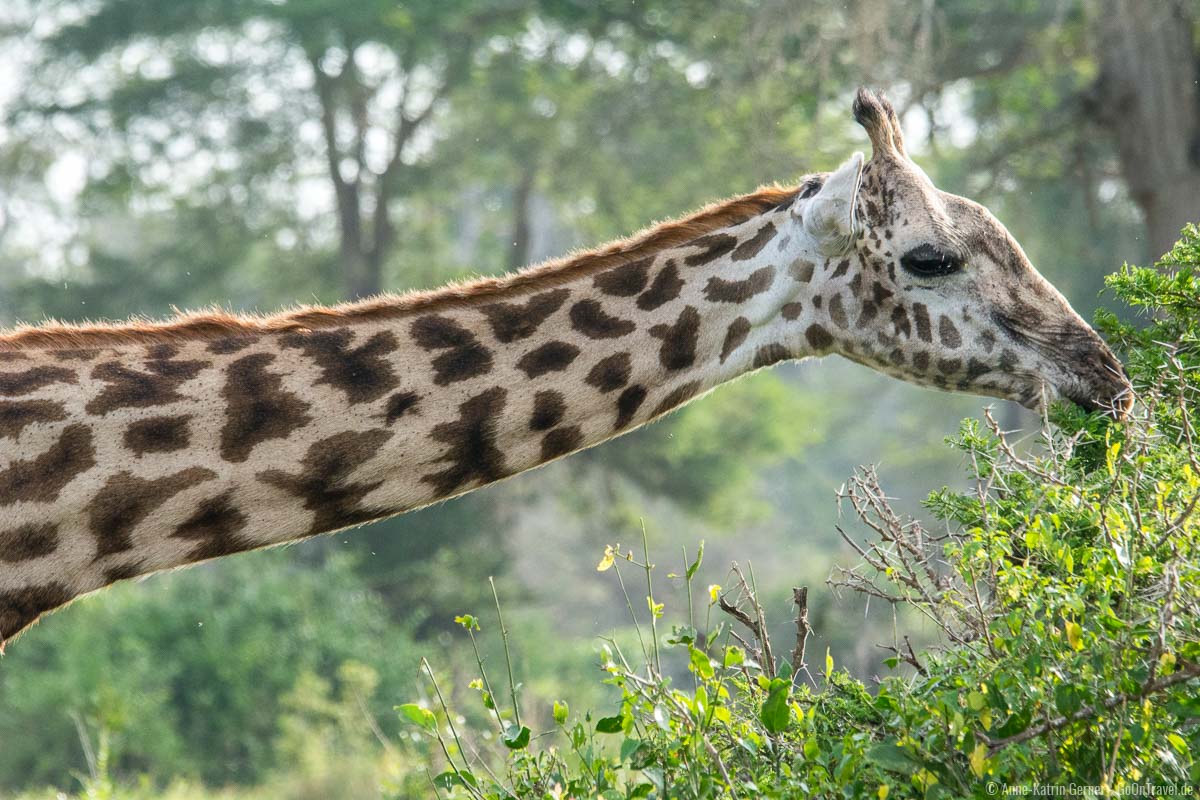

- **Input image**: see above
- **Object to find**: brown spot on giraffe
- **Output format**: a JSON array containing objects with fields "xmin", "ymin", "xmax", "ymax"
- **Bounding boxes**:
[
  {"xmin": 569, "ymin": 300, "xmax": 636, "ymax": 340},
  {"xmin": 0, "ymin": 524, "xmax": 59, "ymax": 563},
  {"xmin": 541, "ymin": 425, "xmax": 583, "ymax": 460},
  {"xmin": 516, "ymin": 341, "xmax": 580, "ymax": 378},
  {"xmin": 529, "ymin": 390, "xmax": 566, "ymax": 431},
  {"xmin": 789, "ymin": 259, "xmax": 816, "ymax": 283},
  {"xmin": 103, "ymin": 562, "xmax": 144, "ymax": 584},
  {"xmin": 88, "ymin": 467, "xmax": 217, "ymax": 558},
  {"xmin": 381, "ymin": 391, "xmax": 420, "ymax": 425},
  {"xmin": 0, "ymin": 583, "xmax": 71, "ymax": 644},
  {"xmin": 0, "ymin": 399, "xmax": 67, "ymax": 440},
  {"xmin": 753, "ymin": 343, "xmax": 791, "ymax": 368},
  {"xmin": 652, "ymin": 380, "xmax": 703, "ymax": 416},
  {"xmin": 0, "ymin": 366, "xmax": 77, "ymax": 397},
  {"xmin": 636, "ymin": 261, "xmax": 684, "ymax": 311},
  {"xmin": 829, "ymin": 294, "xmax": 849, "ymax": 329},
  {"xmin": 720, "ymin": 318, "xmax": 751, "ymax": 364},
  {"xmin": 420, "ymin": 387, "xmax": 508, "ymax": 497},
  {"xmin": 938, "ymin": 316, "xmax": 962, "ymax": 349},
  {"xmin": 979, "ymin": 330, "xmax": 996, "ymax": 354},
  {"xmin": 261, "ymin": 429, "xmax": 394, "ymax": 534},
  {"xmin": 479, "ymin": 288, "xmax": 570, "ymax": 343},
  {"xmin": 805, "ymin": 324, "xmax": 834, "ymax": 350},
  {"xmin": 281, "ymin": 328, "xmax": 400, "ymax": 404},
  {"xmin": 890, "ymin": 305, "xmax": 911, "ymax": 338},
  {"xmin": 731, "ymin": 222, "xmax": 777, "ymax": 261},
  {"xmin": 409, "ymin": 315, "xmax": 494, "ymax": 385},
  {"xmin": 650, "ymin": 306, "xmax": 701, "ymax": 370},
  {"xmin": 86, "ymin": 354, "xmax": 207, "ymax": 416},
  {"xmin": 849, "ymin": 272, "xmax": 864, "ymax": 297},
  {"xmin": 937, "ymin": 358, "xmax": 963, "ymax": 375},
  {"xmin": 614, "ymin": 384, "xmax": 648, "ymax": 430},
  {"xmin": 0, "ymin": 424, "xmax": 96, "ymax": 507},
  {"xmin": 124, "ymin": 415, "xmax": 192, "ymax": 455},
  {"xmin": 593, "ymin": 257, "xmax": 652, "ymax": 297},
  {"xmin": 586, "ymin": 353, "xmax": 632, "ymax": 393},
  {"xmin": 219, "ymin": 353, "xmax": 313, "ymax": 463},
  {"xmin": 703, "ymin": 266, "xmax": 776, "ymax": 304},
  {"xmin": 912, "ymin": 303, "xmax": 933, "ymax": 342},
  {"xmin": 171, "ymin": 491, "xmax": 251, "ymax": 562},
  {"xmin": 856, "ymin": 301, "xmax": 879, "ymax": 326},
  {"xmin": 684, "ymin": 233, "xmax": 738, "ymax": 266},
  {"xmin": 781, "ymin": 303, "xmax": 803, "ymax": 321}
]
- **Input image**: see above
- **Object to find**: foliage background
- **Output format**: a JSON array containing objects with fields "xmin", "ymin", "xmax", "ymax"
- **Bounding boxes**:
[{"xmin": 0, "ymin": 0, "xmax": 1196, "ymax": 795}]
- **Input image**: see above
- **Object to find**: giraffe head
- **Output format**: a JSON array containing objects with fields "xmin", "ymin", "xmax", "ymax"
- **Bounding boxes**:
[{"xmin": 792, "ymin": 88, "xmax": 1131, "ymax": 418}]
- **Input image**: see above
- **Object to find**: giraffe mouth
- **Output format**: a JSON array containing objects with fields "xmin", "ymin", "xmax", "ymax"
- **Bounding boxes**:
[
  {"xmin": 1060, "ymin": 384, "xmax": 1134, "ymax": 420},
  {"xmin": 1014, "ymin": 375, "xmax": 1133, "ymax": 420}
]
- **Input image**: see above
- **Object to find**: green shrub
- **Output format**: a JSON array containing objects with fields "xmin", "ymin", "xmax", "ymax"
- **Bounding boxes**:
[
  {"xmin": 0, "ymin": 552, "xmax": 418, "ymax": 790},
  {"xmin": 401, "ymin": 226, "xmax": 1200, "ymax": 797}
]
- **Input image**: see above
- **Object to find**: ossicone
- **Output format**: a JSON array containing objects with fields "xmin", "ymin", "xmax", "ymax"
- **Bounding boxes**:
[{"xmin": 852, "ymin": 87, "xmax": 907, "ymax": 160}]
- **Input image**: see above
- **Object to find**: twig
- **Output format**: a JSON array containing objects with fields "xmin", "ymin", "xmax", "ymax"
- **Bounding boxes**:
[
  {"xmin": 489, "ymin": 577, "xmax": 521, "ymax": 728},
  {"xmin": 790, "ymin": 587, "xmax": 811, "ymax": 685}
]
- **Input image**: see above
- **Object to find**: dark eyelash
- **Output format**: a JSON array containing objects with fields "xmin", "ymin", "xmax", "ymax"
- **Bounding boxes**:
[{"xmin": 900, "ymin": 245, "xmax": 963, "ymax": 278}]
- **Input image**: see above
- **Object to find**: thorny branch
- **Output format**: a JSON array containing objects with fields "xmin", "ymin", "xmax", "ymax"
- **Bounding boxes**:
[
  {"xmin": 718, "ymin": 563, "xmax": 775, "ymax": 680},
  {"xmin": 828, "ymin": 357, "xmax": 1200, "ymax": 758}
]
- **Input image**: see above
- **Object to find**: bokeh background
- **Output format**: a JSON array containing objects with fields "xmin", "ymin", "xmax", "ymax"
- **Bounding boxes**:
[{"xmin": 0, "ymin": 1, "xmax": 1197, "ymax": 796}]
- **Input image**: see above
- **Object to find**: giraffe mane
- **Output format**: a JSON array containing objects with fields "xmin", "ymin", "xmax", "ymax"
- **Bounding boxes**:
[{"xmin": 0, "ymin": 184, "xmax": 800, "ymax": 352}]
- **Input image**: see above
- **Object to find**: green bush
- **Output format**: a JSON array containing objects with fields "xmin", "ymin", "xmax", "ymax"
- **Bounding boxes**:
[
  {"xmin": 401, "ymin": 226, "xmax": 1200, "ymax": 797},
  {"xmin": 0, "ymin": 552, "xmax": 419, "ymax": 790}
]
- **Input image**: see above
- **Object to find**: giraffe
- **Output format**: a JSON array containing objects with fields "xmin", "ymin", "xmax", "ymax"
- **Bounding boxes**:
[{"xmin": 0, "ymin": 89, "xmax": 1130, "ymax": 647}]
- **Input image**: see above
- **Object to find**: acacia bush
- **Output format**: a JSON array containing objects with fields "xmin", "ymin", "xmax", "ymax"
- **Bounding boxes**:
[{"xmin": 402, "ymin": 226, "xmax": 1200, "ymax": 798}]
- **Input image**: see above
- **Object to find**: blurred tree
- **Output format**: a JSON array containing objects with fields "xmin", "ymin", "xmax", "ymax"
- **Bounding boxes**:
[
  {"xmin": 1088, "ymin": 0, "xmax": 1200, "ymax": 257},
  {"xmin": 0, "ymin": 553, "xmax": 417, "ymax": 789}
]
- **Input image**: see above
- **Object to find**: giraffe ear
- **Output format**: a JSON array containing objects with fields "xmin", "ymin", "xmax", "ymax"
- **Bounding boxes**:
[{"xmin": 800, "ymin": 152, "xmax": 864, "ymax": 256}]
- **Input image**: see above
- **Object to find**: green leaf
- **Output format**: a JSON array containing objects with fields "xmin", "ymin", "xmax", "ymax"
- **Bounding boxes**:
[
  {"xmin": 553, "ymin": 700, "xmax": 569, "ymax": 725},
  {"xmin": 867, "ymin": 742, "xmax": 919, "ymax": 773},
  {"xmin": 689, "ymin": 646, "xmax": 715, "ymax": 680},
  {"xmin": 395, "ymin": 703, "xmax": 436, "ymax": 731},
  {"xmin": 723, "ymin": 645, "xmax": 745, "ymax": 668},
  {"xmin": 502, "ymin": 725, "xmax": 531, "ymax": 750},
  {"xmin": 596, "ymin": 715, "xmax": 625, "ymax": 734},
  {"xmin": 760, "ymin": 678, "xmax": 791, "ymax": 733},
  {"xmin": 433, "ymin": 770, "xmax": 478, "ymax": 790},
  {"xmin": 686, "ymin": 540, "xmax": 704, "ymax": 580},
  {"xmin": 1064, "ymin": 620, "xmax": 1084, "ymax": 651},
  {"xmin": 453, "ymin": 614, "xmax": 479, "ymax": 631},
  {"xmin": 620, "ymin": 737, "xmax": 644, "ymax": 762}
]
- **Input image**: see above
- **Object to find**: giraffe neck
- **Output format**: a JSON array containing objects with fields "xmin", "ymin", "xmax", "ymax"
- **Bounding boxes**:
[{"xmin": 0, "ymin": 181, "xmax": 839, "ymax": 644}]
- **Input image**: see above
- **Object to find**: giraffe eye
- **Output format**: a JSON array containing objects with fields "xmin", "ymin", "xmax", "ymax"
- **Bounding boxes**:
[{"xmin": 901, "ymin": 245, "xmax": 962, "ymax": 278}]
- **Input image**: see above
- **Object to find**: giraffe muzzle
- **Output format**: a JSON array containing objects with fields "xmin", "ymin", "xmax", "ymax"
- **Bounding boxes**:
[{"xmin": 1057, "ymin": 335, "xmax": 1133, "ymax": 420}]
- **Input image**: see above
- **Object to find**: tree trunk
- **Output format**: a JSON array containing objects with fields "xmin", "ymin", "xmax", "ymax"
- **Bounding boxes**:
[
  {"xmin": 508, "ymin": 167, "xmax": 535, "ymax": 271},
  {"xmin": 1090, "ymin": 0, "xmax": 1200, "ymax": 258}
]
